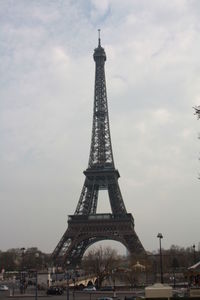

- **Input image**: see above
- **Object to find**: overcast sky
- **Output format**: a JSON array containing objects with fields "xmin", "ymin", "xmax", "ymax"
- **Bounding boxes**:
[{"xmin": 0, "ymin": 0, "xmax": 200, "ymax": 255}]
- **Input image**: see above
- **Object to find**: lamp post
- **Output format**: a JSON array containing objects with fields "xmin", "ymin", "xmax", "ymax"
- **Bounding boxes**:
[
  {"xmin": 20, "ymin": 248, "xmax": 26, "ymax": 294},
  {"xmin": 192, "ymin": 244, "xmax": 196, "ymax": 264},
  {"xmin": 35, "ymin": 253, "xmax": 39, "ymax": 300},
  {"xmin": 112, "ymin": 269, "xmax": 116, "ymax": 298},
  {"xmin": 72, "ymin": 275, "xmax": 75, "ymax": 300},
  {"xmin": 157, "ymin": 233, "xmax": 164, "ymax": 284},
  {"xmin": 65, "ymin": 272, "xmax": 70, "ymax": 300},
  {"xmin": 35, "ymin": 270, "xmax": 38, "ymax": 300}
]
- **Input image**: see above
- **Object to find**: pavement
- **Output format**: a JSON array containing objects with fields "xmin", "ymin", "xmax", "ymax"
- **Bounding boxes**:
[
  {"xmin": 0, "ymin": 288, "xmax": 147, "ymax": 300},
  {"xmin": 0, "ymin": 290, "xmax": 47, "ymax": 299},
  {"xmin": 0, "ymin": 290, "xmax": 124, "ymax": 300}
]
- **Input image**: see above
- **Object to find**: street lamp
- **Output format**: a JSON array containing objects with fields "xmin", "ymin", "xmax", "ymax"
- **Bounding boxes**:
[
  {"xmin": 35, "ymin": 253, "xmax": 39, "ymax": 300},
  {"xmin": 20, "ymin": 248, "xmax": 26, "ymax": 294},
  {"xmin": 65, "ymin": 271, "xmax": 70, "ymax": 300},
  {"xmin": 192, "ymin": 244, "xmax": 196, "ymax": 264},
  {"xmin": 111, "ymin": 269, "xmax": 116, "ymax": 298},
  {"xmin": 157, "ymin": 233, "xmax": 164, "ymax": 284}
]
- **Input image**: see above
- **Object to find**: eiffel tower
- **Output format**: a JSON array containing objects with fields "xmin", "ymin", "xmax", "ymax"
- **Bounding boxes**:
[{"xmin": 52, "ymin": 32, "xmax": 145, "ymax": 267}]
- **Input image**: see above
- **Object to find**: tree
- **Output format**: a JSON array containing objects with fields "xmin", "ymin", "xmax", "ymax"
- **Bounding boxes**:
[
  {"xmin": 23, "ymin": 248, "xmax": 45, "ymax": 270},
  {"xmin": 124, "ymin": 254, "xmax": 149, "ymax": 287},
  {"xmin": 194, "ymin": 105, "xmax": 200, "ymax": 179},
  {"xmin": 0, "ymin": 251, "xmax": 16, "ymax": 271},
  {"xmin": 82, "ymin": 246, "xmax": 121, "ymax": 288},
  {"xmin": 0, "ymin": 248, "xmax": 51, "ymax": 271},
  {"xmin": 194, "ymin": 106, "xmax": 200, "ymax": 119}
]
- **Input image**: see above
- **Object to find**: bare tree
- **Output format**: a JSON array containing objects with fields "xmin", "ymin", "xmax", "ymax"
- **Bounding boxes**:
[
  {"xmin": 0, "ymin": 251, "xmax": 16, "ymax": 271},
  {"xmin": 194, "ymin": 105, "xmax": 200, "ymax": 179},
  {"xmin": 194, "ymin": 106, "xmax": 200, "ymax": 119},
  {"xmin": 0, "ymin": 248, "xmax": 50, "ymax": 271},
  {"xmin": 82, "ymin": 246, "xmax": 121, "ymax": 289}
]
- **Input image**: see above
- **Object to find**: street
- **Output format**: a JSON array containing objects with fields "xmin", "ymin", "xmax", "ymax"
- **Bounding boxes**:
[{"xmin": 0, "ymin": 289, "xmax": 144, "ymax": 300}]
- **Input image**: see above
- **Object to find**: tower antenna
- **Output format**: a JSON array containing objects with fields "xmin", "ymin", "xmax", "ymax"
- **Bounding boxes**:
[{"xmin": 98, "ymin": 29, "xmax": 101, "ymax": 46}]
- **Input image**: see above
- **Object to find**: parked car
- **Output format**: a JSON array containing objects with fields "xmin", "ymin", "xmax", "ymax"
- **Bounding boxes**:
[
  {"xmin": 83, "ymin": 286, "xmax": 96, "ymax": 291},
  {"xmin": 98, "ymin": 297, "xmax": 113, "ymax": 300},
  {"xmin": 100, "ymin": 286, "xmax": 113, "ymax": 291},
  {"xmin": 46, "ymin": 286, "xmax": 63, "ymax": 295},
  {"xmin": 124, "ymin": 296, "xmax": 137, "ymax": 300},
  {"xmin": 173, "ymin": 289, "xmax": 188, "ymax": 298},
  {"xmin": 0, "ymin": 285, "xmax": 9, "ymax": 291}
]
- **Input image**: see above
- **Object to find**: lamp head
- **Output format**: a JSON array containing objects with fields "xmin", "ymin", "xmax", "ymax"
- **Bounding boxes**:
[{"xmin": 157, "ymin": 233, "xmax": 163, "ymax": 239}]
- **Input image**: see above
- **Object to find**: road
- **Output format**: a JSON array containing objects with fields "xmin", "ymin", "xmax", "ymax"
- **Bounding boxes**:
[{"xmin": 0, "ymin": 289, "xmax": 144, "ymax": 300}]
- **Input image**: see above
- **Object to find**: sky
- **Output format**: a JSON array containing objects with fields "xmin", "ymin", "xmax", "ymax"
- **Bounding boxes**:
[{"xmin": 0, "ymin": 0, "xmax": 200, "ymax": 255}]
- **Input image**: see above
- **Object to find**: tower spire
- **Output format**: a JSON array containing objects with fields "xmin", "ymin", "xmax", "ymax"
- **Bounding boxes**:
[{"xmin": 98, "ymin": 28, "xmax": 101, "ymax": 46}]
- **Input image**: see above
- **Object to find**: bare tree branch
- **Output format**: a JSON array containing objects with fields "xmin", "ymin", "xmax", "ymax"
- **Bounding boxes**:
[
  {"xmin": 194, "ymin": 106, "xmax": 200, "ymax": 119},
  {"xmin": 82, "ymin": 246, "xmax": 121, "ymax": 289}
]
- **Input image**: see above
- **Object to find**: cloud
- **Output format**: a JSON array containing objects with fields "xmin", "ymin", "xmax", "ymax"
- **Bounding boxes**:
[
  {"xmin": 152, "ymin": 108, "xmax": 172, "ymax": 124},
  {"xmin": 90, "ymin": 0, "xmax": 111, "ymax": 23}
]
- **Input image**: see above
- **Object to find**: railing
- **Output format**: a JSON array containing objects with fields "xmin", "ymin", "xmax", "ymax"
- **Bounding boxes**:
[{"xmin": 68, "ymin": 213, "xmax": 133, "ymax": 222}]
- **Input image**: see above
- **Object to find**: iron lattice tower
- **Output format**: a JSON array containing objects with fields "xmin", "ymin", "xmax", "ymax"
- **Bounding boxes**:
[{"xmin": 52, "ymin": 33, "xmax": 145, "ymax": 267}]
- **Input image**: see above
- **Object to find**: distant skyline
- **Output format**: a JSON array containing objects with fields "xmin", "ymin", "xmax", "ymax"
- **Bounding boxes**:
[{"xmin": 0, "ymin": 0, "xmax": 200, "ymax": 254}]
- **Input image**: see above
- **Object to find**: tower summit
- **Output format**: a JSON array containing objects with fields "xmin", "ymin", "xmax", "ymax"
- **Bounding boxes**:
[
  {"xmin": 52, "ymin": 34, "xmax": 145, "ymax": 267},
  {"xmin": 98, "ymin": 28, "xmax": 101, "ymax": 46}
]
